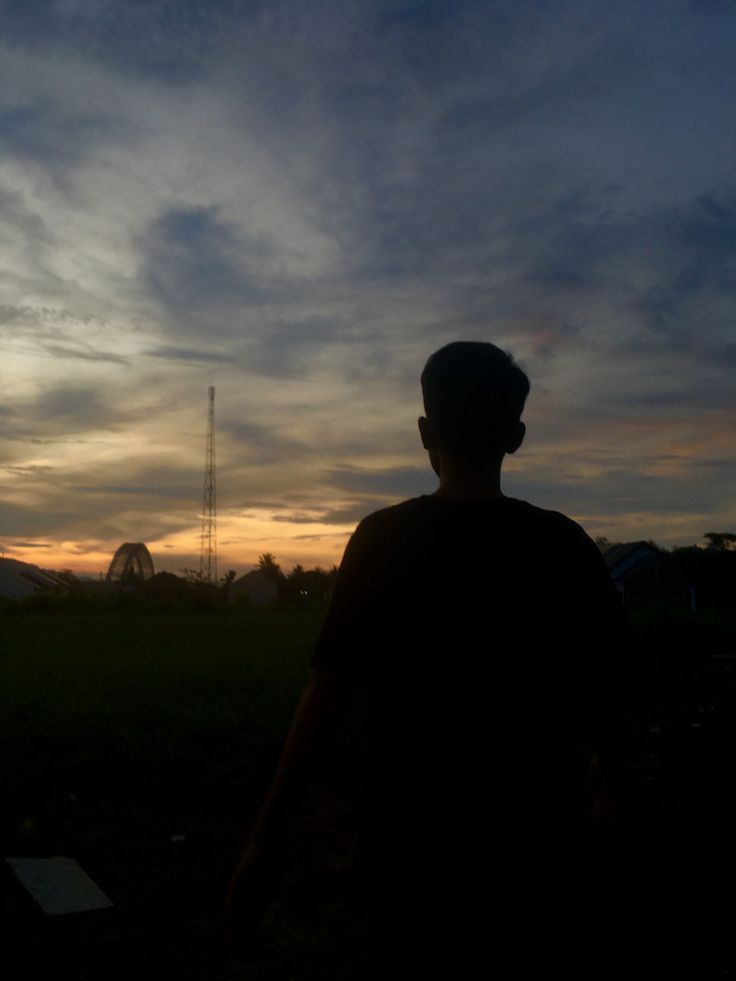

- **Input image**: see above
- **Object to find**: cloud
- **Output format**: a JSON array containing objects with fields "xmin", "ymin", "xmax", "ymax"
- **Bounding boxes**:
[
  {"xmin": 1, "ymin": 380, "xmax": 159, "ymax": 443},
  {"xmin": 0, "ymin": 500, "xmax": 83, "ymax": 537},
  {"xmin": 0, "ymin": 188, "xmax": 52, "ymax": 245},
  {"xmin": 0, "ymin": 102, "xmax": 118, "ymax": 176},
  {"xmin": 269, "ymin": 501, "xmax": 378, "ymax": 526},
  {"xmin": 1, "ymin": 1, "xmax": 735, "ymax": 564},
  {"xmin": 139, "ymin": 204, "xmax": 285, "ymax": 330},
  {"xmin": 41, "ymin": 344, "xmax": 129, "ymax": 365},
  {"xmin": 145, "ymin": 345, "xmax": 232, "ymax": 364},
  {"xmin": 1, "ymin": 464, "xmax": 55, "ymax": 476},
  {"xmin": 0, "ymin": 0, "xmax": 225, "ymax": 82},
  {"xmin": 28, "ymin": 385, "xmax": 124, "ymax": 430},
  {"xmin": 74, "ymin": 483, "xmax": 194, "ymax": 499},
  {"xmin": 326, "ymin": 465, "xmax": 434, "ymax": 500}
]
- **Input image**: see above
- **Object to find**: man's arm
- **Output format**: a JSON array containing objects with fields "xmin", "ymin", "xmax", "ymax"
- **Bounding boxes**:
[
  {"xmin": 224, "ymin": 668, "xmax": 357, "ymax": 929},
  {"xmin": 250, "ymin": 668, "xmax": 358, "ymax": 840},
  {"xmin": 225, "ymin": 517, "xmax": 376, "ymax": 933},
  {"xmin": 576, "ymin": 531, "xmax": 639, "ymax": 821}
]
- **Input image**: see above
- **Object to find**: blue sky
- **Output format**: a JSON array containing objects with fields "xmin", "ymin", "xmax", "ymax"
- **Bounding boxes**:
[{"xmin": 1, "ymin": 0, "xmax": 734, "ymax": 573}]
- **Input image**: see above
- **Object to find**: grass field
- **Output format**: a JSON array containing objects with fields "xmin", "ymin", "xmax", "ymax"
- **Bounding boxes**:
[
  {"xmin": 1, "ymin": 603, "xmax": 735, "ymax": 979},
  {"xmin": 0, "ymin": 605, "xmax": 369, "ymax": 980},
  {"xmin": 0, "ymin": 605, "xmax": 323, "ymax": 809}
]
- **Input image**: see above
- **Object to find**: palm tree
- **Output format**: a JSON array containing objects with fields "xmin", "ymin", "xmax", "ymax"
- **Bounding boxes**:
[{"xmin": 257, "ymin": 553, "xmax": 284, "ymax": 584}]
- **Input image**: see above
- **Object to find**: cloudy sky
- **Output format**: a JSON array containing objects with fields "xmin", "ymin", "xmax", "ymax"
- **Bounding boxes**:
[{"xmin": 1, "ymin": 0, "xmax": 735, "ymax": 577}]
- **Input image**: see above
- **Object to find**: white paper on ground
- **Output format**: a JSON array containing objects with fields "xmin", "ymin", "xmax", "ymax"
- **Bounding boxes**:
[{"xmin": 6, "ymin": 856, "xmax": 114, "ymax": 915}]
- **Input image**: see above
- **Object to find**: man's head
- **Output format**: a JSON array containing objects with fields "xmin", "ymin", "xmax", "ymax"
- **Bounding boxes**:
[{"xmin": 419, "ymin": 341, "xmax": 529, "ymax": 469}]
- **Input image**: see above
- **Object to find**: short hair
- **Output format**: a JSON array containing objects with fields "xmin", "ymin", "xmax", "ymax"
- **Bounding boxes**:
[{"xmin": 421, "ymin": 342, "xmax": 530, "ymax": 464}]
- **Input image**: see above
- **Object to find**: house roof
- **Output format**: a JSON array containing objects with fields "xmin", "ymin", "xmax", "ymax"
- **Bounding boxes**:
[
  {"xmin": 0, "ymin": 558, "xmax": 66, "ymax": 599},
  {"xmin": 234, "ymin": 570, "xmax": 275, "ymax": 586},
  {"xmin": 604, "ymin": 541, "xmax": 662, "ymax": 580},
  {"xmin": 230, "ymin": 569, "xmax": 278, "ymax": 605}
]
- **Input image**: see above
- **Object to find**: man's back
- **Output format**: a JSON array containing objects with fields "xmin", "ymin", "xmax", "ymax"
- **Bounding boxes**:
[
  {"xmin": 313, "ymin": 492, "xmax": 630, "ymax": 706},
  {"xmin": 312, "ymin": 494, "xmax": 633, "ymax": 969}
]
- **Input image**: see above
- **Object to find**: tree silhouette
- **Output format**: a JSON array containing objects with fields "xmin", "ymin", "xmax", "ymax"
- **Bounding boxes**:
[
  {"xmin": 282, "ymin": 563, "xmax": 337, "ymax": 603},
  {"xmin": 704, "ymin": 532, "xmax": 736, "ymax": 551},
  {"xmin": 221, "ymin": 569, "xmax": 236, "ymax": 598},
  {"xmin": 257, "ymin": 553, "xmax": 284, "ymax": 585},
  {"xmin": 594, "ymin": 537, "xmax": 620, "ymax": 554}
]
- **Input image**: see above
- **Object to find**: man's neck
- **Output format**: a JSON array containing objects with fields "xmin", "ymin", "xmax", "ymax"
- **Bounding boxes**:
[{"xmin": 432, "ymin": 455, "xmax": 505, "ymax": 499}]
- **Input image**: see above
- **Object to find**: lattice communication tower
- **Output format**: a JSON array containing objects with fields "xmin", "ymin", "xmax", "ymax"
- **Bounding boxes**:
[{"xmin": 199, "ymin": 385, "xmax": 217, "ymax": 583}]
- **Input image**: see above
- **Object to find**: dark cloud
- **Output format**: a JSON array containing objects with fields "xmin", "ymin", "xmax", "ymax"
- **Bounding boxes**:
[
  {"xmin": 41, "ymin": 344, "xmax": 129, "ymax": 365},
  {"xmin": 242, "ymin": 318, "xmax": 344, "ymax": 378},
  {"xmin": 32, "ymin": 385, "xmax": 120, "ymax": 427},
  {"xmin": 505, "ymin": 466, "xmax": 721, "ymax": 521},
  {"xmin": 66, "ymin": 460, "xmax": 200, "ymax": 505},
  {"xmin": 690, "ymin": 0, "xmax": 733, "ymax": 11},
  {"xmin": 219, "ymin": 419, "xmax": 308, "ymax": 463},
  {"xmin": 4, "ymin": 384, "xmax": 144, "ymax": 440},
  {"xmin": 0, "ymin": 501, "xmax": 82, "ymax": 537},
  {"xmin": 319, "ymin": 502, "xmax": 379, "ymax": 525},
  {"xmin": 74, "ymin": 483, "xmax": 194, "ymax": 499},
  {"xmin": 0, "ymin": 0, "xmax": 244, "ymax": 83},
  {"xmin": 0, "ymin": 304, "xmax": 106, "ymax": 332},
  {"xmin": 220, "ymin": 420, "xmax": 275, "ymax": 446},
  {"xmin": 488, "ymin": 186, "xmax": 736, "ymax": 362},
  {"xmin": 119, "ymin": 3, "xmax": 736, "ymax": 385},
  {"xmin": 692, "ymin": 458, "xmax": 736, "ymax": 471},
  {"xmin": 0, "ymin": 305, "xmax": 26, "ymax": 325},
  {"xmin": 269, "ymin": 501, "xmax": 376, "ymax": 526},
  {"xmin": 621, "ymin": 383, "xmax": 736, "ymax": 411},
  {"xmin": 326, "ymin": 465, "xmax": 434, "ymax": 499},
  {"xmin": 0, "ymin": 189, "xmax": 52, "ymax": 244},
  {"xmin": 0, "ymin": 100, "xmax": 135, "ymax": 188},
  {"xmin": 270, "ymin": 513, "xmax": 318, "ymax": 524},
  {"xmin": 708, "ymin": 343, "xmax": 736, "ymax": 366},
  {"xmin": 1, "ymin": 464, "xmax": 55, "ymax": 476},
  {"xmin": 140, "ymin": 204, "xmax": 282, "ymax": 330},
  {"xmin": 145, "ymin": 345, "xmax": 232, "ymax": 363}
]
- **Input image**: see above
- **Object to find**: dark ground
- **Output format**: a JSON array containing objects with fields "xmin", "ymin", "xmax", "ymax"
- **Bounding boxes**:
[
  {"xmin": 1, "ymin": 606, "xmax": 735, "ymax": 979},
  {"xmin": 1, "ymin": 718, "xmax": 370, "ymax": 980},
  {"xmin": 0, "ymin": 606, "xmax": 370, "ymax": 980},
  {"xmin": 586, "ymin": 655, "xmax": 736, "ymax": 979}
]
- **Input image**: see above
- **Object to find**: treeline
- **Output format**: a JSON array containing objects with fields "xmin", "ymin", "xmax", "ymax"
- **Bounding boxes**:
[
  {"xmin": 0, "ymin": 553, "xmax": 339, "ymax": 614},
  {"xmin": 594, "ymin": 531, "xmax": 736, "ymax": 554},
  {"xmin": 11, "ymin": 529, "xmax": 733, "ymax": 616},
  {"xmin": 254, "ymin": 553, "xmax": 338, "ymax": 604},
  {"xmin": 596, "ymin": 531, "xmax": 736, "ymax": 612}
]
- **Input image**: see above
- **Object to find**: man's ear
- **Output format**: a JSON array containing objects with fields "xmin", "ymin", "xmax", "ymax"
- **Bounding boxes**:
[
  {"xmin": 418, "ymin": 416, "xmax": 438, "ymax": 450},
  {"xmin": 505, "ymin": 421, "xmax": 526, "ymax": 455}
]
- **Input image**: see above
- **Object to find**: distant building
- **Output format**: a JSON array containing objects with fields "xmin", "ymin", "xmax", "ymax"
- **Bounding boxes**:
[
  {"xmin": 0, "ymin": 559, "xmax": 66, "ymax": 600},
  {"xmin": 230, "ymin": 570, "xmax": 278, "ymax": 606},
  {"xmin": 603, "ymin": 541, "xmax": 665, "ymax": 608}
]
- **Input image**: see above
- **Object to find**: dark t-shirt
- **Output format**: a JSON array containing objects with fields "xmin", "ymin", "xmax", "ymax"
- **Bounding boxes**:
[{"xmin": 310, "ymin": 494, "xmax": 634, "ymax": 962}]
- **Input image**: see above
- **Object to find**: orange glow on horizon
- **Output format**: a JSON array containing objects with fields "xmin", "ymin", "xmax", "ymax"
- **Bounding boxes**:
[{"xmin": 2, "ymin": 509, "xmax": 359, "ymax": 577}]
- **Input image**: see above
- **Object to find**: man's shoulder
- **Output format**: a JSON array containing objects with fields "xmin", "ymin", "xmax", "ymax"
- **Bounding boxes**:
[
  {"xmin": 358, "ymin": 496, "xmax": 591, "ymax": 535},
  {"xmin": 517, "ymin": 501, "xmax": 595, "ymax": 542},
  {"xmin": 349, "ymin": 498, "xmax": 426, "ymax": 544},
  {"xmin": 357, "ymin": 496, "xmax": 426, "ymax": 525},
  {"xmin": 348, "ymin": 497, "xmax": 600, "ymax": 567}
]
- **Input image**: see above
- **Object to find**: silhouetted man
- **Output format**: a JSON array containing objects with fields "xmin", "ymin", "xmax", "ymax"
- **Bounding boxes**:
[{"xmin": 226, "ymin": 341, "xmax": 634, "ymax": 976}]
